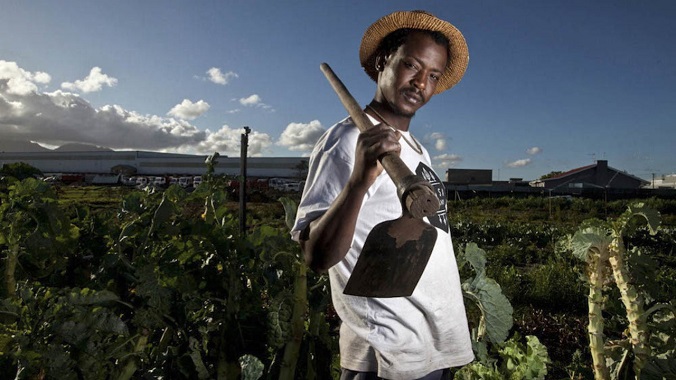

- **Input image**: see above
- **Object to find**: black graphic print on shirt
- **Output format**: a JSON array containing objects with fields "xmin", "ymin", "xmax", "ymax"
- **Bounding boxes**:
[{"xmin": 416, "ymin": 163, "xmax": 449, "ymax": 233}]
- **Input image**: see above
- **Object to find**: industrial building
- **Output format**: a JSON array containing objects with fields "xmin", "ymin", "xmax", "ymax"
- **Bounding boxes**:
[
  {"xmin": 0, "ymin": 150, "xmax": 308, "ymax": 179},
  {"xmin": 529, "ymin": 160, "xmax": 649, "ymax": 190}
]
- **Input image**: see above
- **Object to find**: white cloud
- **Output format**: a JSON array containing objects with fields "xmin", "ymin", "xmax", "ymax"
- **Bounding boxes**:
[
  {"xmin": 0, "ymin": 60, "xmax": 51, "ymax": 95},
  {"xmin": 196, "ymin": 125, "xmax": 272, "ymax": 156},
  {"xmin": 424, "ymin": 132, "xmax": 447, "ymax": 151},
  {"xmin": 507, "ymin": 158, "xmax": 532, "ymax": 168},
  {"xmin": 237, "ymin": 94, "xmax": 273, "ymax": 111},
  {"xmin": 526, "ymin": 146, "xmax": 542, "ymax": 155},
  {"xmin": 277, "ymin": 120, "xmax": 325, "ymax": 152},
  {"xmin": 433, "ymin": 153, "xmax": 462, "ymax": 168},
  {"xmin": 239, "ymin": 94, "xmax": 262, "ymax": 106},
  {"xmin": 33, "ymin": 71, "xmax": 51, "ymax": 84},
  {"xmin": 61, "ymin": 67, "xmax": 117, "ymax": 93},
  {"xmin": 1, "ymin": 62, "xmax": 207, "ymax": 151},
  {"xmin": 167, "ymin": 99, "xmax": 210, "ymax": 120},
  {"xmin": 1, "ymin": 61, "xmax": 280, "ymax": 156},
  {"xmin": 207, "ymin": 67, "xmax": 238, "ymax": 85}
]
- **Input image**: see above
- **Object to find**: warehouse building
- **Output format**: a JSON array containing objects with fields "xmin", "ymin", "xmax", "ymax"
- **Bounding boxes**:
[
  {"xmin": 529, "ymin": 160, "xmax": 649, "ymax": 190},
  {"xmin": 0, "ymin": 150, "xmax": 307, "ymax": 179}
]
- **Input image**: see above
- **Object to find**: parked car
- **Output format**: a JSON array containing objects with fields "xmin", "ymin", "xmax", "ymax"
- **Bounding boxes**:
[
  {"xmin": 283, "ymin": 181, "xmax": 303, "ymax": 192},
  {"xmin": 121, "ymin": 176, "xmax": 137, "ymax": 186},
  {"xmin": 269, "ymin": 178, "xmax": 289, "ymax": 191},
  {"xmin": 136, "ymin": 177, "xmax": 149, "ymax": 187},
  {"xmin": 178, "ymin": 176, "xmax": 192, "ymax": 188},
  {"xmin": 193, "ymin": 176, "xmax": 203, "ymax": 187},
  {"xmin": 153, "ymin": 176, "xmax": 167, "ymax": 187}
]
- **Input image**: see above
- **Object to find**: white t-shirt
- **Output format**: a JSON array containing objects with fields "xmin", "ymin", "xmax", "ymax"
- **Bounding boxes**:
[{"xmin": 292, "ymin": 116, "xmax": 474, "ymax": 379}]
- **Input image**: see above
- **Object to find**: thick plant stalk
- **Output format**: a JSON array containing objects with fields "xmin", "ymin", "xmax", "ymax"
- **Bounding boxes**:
[
  {"xmin": 279, "ymin": 262, "xmax": 308, "ymax": 380},
  {"xmin": 587, "ymin": 247, "xmax": 610, "ymax": 380},
  {"xmin": 608, "ymin": 233, "xmax": 649, "ymax": 377},
  {"xmin": 4, "ymin": 245, "xmax": 19, "ymax": 298}
]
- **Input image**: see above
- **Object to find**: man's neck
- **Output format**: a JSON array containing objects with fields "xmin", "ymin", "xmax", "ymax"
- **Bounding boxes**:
[{"xmin": 365, "ymin": 101, "xmax": 412, "ymax": 132}]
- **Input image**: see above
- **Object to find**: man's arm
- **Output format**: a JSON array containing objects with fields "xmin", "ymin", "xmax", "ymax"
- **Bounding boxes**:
[{"xmin": 300, "ymin": 124, "xmax": 400, "ymax": 273}]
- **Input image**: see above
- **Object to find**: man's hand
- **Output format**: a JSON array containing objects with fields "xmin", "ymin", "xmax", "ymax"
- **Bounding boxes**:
[{"xmin": 350, "ymin": 124, "xmax": 401, "ymax": 190}]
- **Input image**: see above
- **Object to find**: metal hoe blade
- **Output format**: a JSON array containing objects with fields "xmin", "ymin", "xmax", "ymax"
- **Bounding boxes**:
[{"xmin": 343, "ymin": 214, "xmax": 437, "ymax": 297}]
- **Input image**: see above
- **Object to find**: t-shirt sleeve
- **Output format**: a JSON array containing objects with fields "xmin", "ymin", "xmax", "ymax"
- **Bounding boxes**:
[{"xmin": 290, "ymin": 127, "xmax": 354, "ymax": 242}]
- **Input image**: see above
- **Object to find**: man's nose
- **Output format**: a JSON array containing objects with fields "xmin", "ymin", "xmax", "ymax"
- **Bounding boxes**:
[{"xmin": 412, "ymin": 73, "xmax": 426, "ymax": 91}]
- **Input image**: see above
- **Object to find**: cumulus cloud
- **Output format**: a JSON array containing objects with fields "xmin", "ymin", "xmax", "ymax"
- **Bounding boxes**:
[
  {"xmin": 196, "ymin": 125, "xmax": 272, "ymax": 156},
  {"xmin": 167, "ymin": 99, "xmax": 210, "ymax": 120},
  {"xmin": 1, "ymin": 61, "xmax": 210, "ymax": 150},
  {"xmin": 433, "ymin": 153, "xmax": 462, "ymax": 168},
  {"xmin": 507, "ymin": 158, "xmax": 532, "ymax": 168},
  {"xmin": 1, "ymin": 61, "xmax": 280, "ymax": 156},
  {"xmin": 206, "ymin": 67, "xmax": 238, "ymax": 85},
  {"xmin": 0, "ymin": 60, "xmax": 51, "ymax": 95},
  {"xmin": 61, "ymin": 67, "xmax": 117, "ymax": 93},
  {"xmin": 237, "ymin": 94, "xmax": 272, "ymax": 110},
  {"xmin": 526, "ymin": 146, "xmax": 542, "ymax": 155},
  {"xmin": 426, "ymin": 132, "xmax": 447, "ymax": 151},
  {"xmin": 277, "ymin": 120, "xmax": 325, "ymax": 153},
  {"xmin": 239, "ymin": 94, "xmax": 262, "ymax": 106}
]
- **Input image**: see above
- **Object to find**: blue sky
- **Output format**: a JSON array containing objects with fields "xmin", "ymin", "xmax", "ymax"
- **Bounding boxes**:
[{"xmin": 1, "ymin": 1, "xmax": 674, "ymax": 181}]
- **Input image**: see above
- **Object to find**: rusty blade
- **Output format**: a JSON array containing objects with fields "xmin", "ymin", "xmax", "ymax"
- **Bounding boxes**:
[{"xmin": 343, "ymin": 215, "xmax": 438, "ymax": 298}]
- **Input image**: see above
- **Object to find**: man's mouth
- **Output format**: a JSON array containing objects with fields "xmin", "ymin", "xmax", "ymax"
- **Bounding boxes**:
[{"xmin": 402, "ymin": 89, "xmax": 423, "ymax": 104}]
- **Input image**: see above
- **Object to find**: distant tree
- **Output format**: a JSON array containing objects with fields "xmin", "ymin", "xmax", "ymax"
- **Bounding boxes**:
[
  {"xmin": 539, "ymin": 171, "xmax": 563, "ymax": 180},
  {"xmin": 0, "ymin": 162, "xmax": 43, "ymax": 180},
  {"xmin": 295, "ymin": 160, "xmax": 309, "ymax": 180}
]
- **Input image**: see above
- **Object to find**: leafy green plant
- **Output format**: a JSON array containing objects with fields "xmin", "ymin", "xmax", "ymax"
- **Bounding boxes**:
[
  {"xmin": 565, "ymin": 203, "xmax": 676, "ymax": 379},
  {"xmin": 0, "ymin": 178, "xmax": 79, "ymax": 299},
  {"xmin": 455, "ymin": 243, "xmax": 551, "ymax": 379}
]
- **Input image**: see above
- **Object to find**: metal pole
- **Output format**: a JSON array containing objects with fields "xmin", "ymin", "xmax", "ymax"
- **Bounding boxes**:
[{"xmin": 239, "ymin": 126, "xmax": 251, "ymax": 236}]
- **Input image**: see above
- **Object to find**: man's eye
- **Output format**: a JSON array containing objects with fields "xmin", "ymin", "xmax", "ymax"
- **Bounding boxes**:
[
  {"xmin": 430, "ymin": 74, "xmax": 440, "ymax": 81},
  {"xmin": 404, "ymin": 62, "xmax": 416, "ymax": 69}
]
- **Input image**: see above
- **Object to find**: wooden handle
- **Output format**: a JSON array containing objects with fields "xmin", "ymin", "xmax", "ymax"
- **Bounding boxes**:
[{"xmin": 320, "ymin": 62, "xmax": 440, "ymax": 219}]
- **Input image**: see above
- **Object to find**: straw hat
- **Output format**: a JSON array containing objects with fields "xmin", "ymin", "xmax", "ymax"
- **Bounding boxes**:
[{"xmin": 359, "ymin": 10, "xmax": 469, "ymax": 94}]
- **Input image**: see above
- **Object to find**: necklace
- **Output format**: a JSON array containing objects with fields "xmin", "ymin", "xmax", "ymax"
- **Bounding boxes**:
[{"xmin": 365, "ymin": 105, "xmax": 423, "ymax": 155}]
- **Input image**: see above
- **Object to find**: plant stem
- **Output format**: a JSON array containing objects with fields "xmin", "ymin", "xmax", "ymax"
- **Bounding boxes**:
[
  {"xmin": 4, "ymin": 245, "xmax": 19, "ymax": 298},
  {"xmin": 279, "ymin": 262, "xmax": 307, "ymax": 380},
  {"xmin": 587, "ymin": 247, "xmax": 610, "ymax": 380},
  {"xmin": 608, "ymin": 234, "xmax": 650, "ymax": 378}
]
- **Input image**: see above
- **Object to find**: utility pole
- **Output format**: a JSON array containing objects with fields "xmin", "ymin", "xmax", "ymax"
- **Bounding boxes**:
[{"xmin": 239, "ymin": 126, "xmax": 251, "ymax": 236}]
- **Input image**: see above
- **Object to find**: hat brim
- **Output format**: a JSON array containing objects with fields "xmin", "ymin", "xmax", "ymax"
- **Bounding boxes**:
[{"xmin": 359, "ymin": 10, "xmax": 469, "ymax": 95}]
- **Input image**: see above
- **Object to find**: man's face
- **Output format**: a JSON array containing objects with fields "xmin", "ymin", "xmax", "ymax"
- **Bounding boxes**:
[{"xmin": 377, "ymin": 31, "xmax": 448, "ymax": 118}]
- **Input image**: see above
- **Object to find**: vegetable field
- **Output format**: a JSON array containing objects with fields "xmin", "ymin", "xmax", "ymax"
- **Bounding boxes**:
[{"xmin": 1, "ymin": 175, "xmax": 674, "ymax": 379}]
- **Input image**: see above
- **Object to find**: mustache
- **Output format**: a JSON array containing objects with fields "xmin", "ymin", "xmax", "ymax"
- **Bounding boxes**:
[{"xmin": 403, "ymin": 87, "xmax": 424, "ymax": 103}]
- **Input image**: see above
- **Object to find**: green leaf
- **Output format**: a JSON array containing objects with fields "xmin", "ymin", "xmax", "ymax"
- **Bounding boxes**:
[
  {"xmin": 497, "ymin": 334, "xmax": 549, "ymax": 380},
  {"xmin": 568, "ymin": 226, "xmax": 612, "ymax": 261},
  {"xmin": 189, "ymin": 336, "xmax": 211, "ymax": 379},
  {"xmin": 461, "ymin": 243, "xmax": 514, "ymax": 344},
  {"xmin": 627, "ymin": 202, "xmax": 661, "ymax": 235},
  {"xmin": 461, "ymin": 242, "xmax": 486, "ymax": 274},
  {"xmin": 148, "ymin": 194, "xmax": 173, "ymax": 235},
  {"xmin": 66, "ymin": 288, "xmax": 119, "ymax": 305},
  {"xmin": 278, "ymin": 197, "xmax": 297, "ymax": 231},
  {"xmin": 239, "ymin": 354, "xmax": 264, "ymax": 380}
]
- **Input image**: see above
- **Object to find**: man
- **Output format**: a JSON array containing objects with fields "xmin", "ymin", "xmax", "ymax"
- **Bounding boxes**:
[{"xmin": 291, "ymin": 10, "xmax": 474, "ymax": 380}]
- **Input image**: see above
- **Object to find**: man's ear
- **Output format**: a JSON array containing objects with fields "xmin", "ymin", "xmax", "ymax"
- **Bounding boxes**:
[{"xmin": 375, "ymin": 54, "xmax": 387, "ymax": 72}]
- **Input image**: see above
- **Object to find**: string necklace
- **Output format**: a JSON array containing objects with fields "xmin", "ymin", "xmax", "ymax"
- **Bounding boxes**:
[{"xmin": 365, "ymin": 105, "xmax": 423, "ymax": 155}]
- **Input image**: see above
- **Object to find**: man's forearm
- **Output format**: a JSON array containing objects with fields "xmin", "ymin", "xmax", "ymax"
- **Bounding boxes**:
[{"xmin": 300, "ymin": 181, "xmax": 370, "ymax": 272}]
